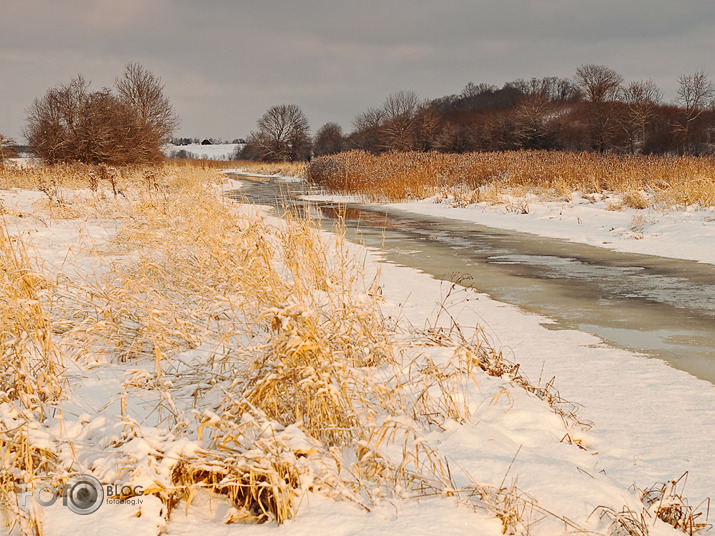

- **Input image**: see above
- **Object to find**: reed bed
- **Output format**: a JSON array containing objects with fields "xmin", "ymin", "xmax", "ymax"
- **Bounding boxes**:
[
  {"xmin": 306, "ymin": 150, "xmax": 715, "ymax": 208},
  {"xmin": 168, "ymin": 158, "xmax": 307, "ymax": 178}
]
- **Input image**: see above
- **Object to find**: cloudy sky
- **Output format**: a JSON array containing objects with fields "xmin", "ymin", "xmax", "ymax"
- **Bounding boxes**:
[{"xmin": 1, "ymin": 0, "xmax": 714, "ymax": 142}]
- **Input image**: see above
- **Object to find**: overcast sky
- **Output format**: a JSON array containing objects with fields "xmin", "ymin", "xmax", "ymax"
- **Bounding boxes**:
[{"xmin": 1, "ymin": 0, "xmax": 714, "ymax": 142}]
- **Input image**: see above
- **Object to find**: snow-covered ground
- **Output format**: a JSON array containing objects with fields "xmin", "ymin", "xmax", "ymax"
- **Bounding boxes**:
[{"xmin": 1, "ymin": 180, "xmax": 712, "ymax": 536}]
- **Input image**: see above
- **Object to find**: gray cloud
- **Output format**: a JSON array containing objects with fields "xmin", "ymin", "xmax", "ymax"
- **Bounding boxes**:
[{"xmin": 1, "ymin": 0, "xmax": 714, "ymax": 141}]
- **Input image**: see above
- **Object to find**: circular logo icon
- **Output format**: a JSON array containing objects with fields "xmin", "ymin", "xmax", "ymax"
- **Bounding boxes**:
[{"xmin": 65, "ymin": 475, "xmax": 104, "ymax": 515}]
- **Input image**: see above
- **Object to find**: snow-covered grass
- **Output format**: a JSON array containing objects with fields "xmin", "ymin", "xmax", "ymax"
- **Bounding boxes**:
[{"xmin": 0, "ymin": 163, "xmax": 712, "ymax": 536}]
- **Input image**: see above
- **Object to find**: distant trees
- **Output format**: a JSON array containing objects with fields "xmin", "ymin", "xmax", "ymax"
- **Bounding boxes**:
[
  {"xmin": 337, "ymin": 68, "xmax": 715, "ymax": 156},
  {"xmin": 675, "ymin": 71, "xmax": 715, "ymax": 154},
  {"xmin": 574, "ymin": 64, "xmax": 624, "ymax": 152},
  {"xmin": 0, "ymin": 134, "xmax": 17, "ymax": 164},
  {"xmin": 513, "ymin": 92, "xmax": 557, "ymax": 149},
  {"xmin": 24, "ymin": 64, "xmax": 179, "ymax": 165},
  {"xmin": 313, "ymin": 122, "xmax": 345, "ymax": 156},
  {"xmin": 240, "ymin": 104, "xmax": 311, "ymax": 162},
  {"xmin": 618, "ymin": 80, "xmax": 663, "ymax": 153},
  {"xmin": 349, "ymin": 107, "xmax": 385, "ymax": 153},
  {"xmin": 231, "ymin": 67, "xmax": 714, "ymax": 161},
  {"xmin": 347, "ymin": 91, "xmax": 438, "ymax": 153},
  {"xmin": 379, "ymin": 90, "xmax": 438, "ymax": 151}
]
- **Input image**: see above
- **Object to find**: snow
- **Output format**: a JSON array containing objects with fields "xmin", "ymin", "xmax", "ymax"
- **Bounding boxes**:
[
  {"xmin": 1, "ymin": 179, "xmax": 712, "ymax": 536},
  {"xmin": 372, "ymin": 253, "xmax": 715, "ymax": 505},
  {"xmin": 302, "ymin": 190, "xmax": 715, "ymax": 265},
  {"xmin": 390, "ymin": 193, "xmax": 715, "ymax": 265}
]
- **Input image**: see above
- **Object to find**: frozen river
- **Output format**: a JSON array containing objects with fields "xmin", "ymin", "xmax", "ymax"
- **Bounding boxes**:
[{"xmin": 229, "ymin": 175, "xmax": 715, "ymax": 385}]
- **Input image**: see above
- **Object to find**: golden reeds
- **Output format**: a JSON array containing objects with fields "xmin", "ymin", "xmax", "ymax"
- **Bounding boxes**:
[
  {"xmin": 306, "ymin": 150, "xmax": 715, "ymax": 208},
  {"xmin": 0, "ymin": 223, "xmax": 65, "ymax": 535}
]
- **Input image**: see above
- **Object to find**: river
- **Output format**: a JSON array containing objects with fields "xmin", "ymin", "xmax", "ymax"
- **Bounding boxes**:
[{"xmin": 228, "ymin": 175, "xmax": 715, "ymax": 385}]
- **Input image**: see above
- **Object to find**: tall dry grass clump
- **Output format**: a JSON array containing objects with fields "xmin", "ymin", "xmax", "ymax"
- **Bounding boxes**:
[
  {"xmin": 306, "ymin": 150, "xmax": 715, "ymax": 208},
  {"xmin": 0, "ymin": 226, "xmax": 63, "ymax": 410},
  {"xmin": 0, "ymin": 224, "xmax": 65, "ymax": 535}
]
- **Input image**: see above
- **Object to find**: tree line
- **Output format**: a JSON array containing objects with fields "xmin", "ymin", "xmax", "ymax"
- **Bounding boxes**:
[
  {"xmin": 240, "ymin": 64, "xmax": 715, "ymax": 162},
  {"xmin": 3, "ymin": 63, "xmax": 714, "ymax": 167}
]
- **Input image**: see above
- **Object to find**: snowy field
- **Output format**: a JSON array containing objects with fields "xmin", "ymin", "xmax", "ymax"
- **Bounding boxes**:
[{"xmin": 0, "ymin": 173, "xmax": 712, "ymax": 536}]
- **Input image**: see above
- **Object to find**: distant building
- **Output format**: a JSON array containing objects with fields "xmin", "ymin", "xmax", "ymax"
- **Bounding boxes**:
[{"xmin": 201, "ymin": 139, "xmax": 212, "ymax": 145}]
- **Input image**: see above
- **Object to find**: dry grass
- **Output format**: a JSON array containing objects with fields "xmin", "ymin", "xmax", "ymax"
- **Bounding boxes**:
[
  {"xmin": 590, "ymin": 472, "xmax": 711, "ymax": 536},
  {"xmin": 0, "ymin": 223, "xmax": 65, "ymax": 534},
  {"xmin": 1, "ymin": 161, "xmax": 709, "ymax": 534},
  {"xmin": 640, "ymin": 473, "xmax": 711, "ymax": 535},
  {"xmin": 306, "ymin": 150, "xmax": 715, "ymax": 208},
  {"xmin": 0, "ymin": 226, "xmax": 63, "ymax": 410},
  {"xmin": 168, "ymin": 158, "xmax": 307, "ymax": 178}
]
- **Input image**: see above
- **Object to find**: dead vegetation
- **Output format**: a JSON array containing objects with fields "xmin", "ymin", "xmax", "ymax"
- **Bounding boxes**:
[
  {"xmin": 306, "ymin": 149, "xmax": 715, "ymax": 209},
  {"xmin": 1, "ymin": 222, "xmax": 65, "ymax": 534},
  {"xmin": 0, "ymin": 162, "xmax": 709, "ymax": 535},
  {"xmin": 591, "ymin": 472, "xmax": 711, "ymax": 536}
]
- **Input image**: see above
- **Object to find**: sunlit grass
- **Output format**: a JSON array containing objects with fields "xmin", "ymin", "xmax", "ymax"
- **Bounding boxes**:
[
  {"xmin": 1, "ymin": 160, "xmax": 708, "ymax": 534},
  {"xmin": 306, "ymin": 150, "xmax": 715, "ymax": 209}
]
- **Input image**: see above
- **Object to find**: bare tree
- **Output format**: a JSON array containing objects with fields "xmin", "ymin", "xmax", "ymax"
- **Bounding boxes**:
[
  {"xmin": 379, "ymin": 90, "xmax": 421, "ymax": 151},
  {"xmin": 349, "ymin": 91, "xmax": 439, "ymax": 153},
  {"xmin": 514, "ymin": 92, "xmax": 555, "ymax": 149},
  {"xmin": 25, "ymin": 76, "xmax": 90, "ymax": 164},
  {"xmin": 25, "ymin": 66, "xmax": 177, "ymax": 165},
  {"xmin": 313, "ymin": 122, "xmax": 345, "ymax": 156},
  {"xmin": 575, "ymin": 64, "xmax": 623, "ymax": 103},
  {"xmin": 675, "ymin": 70, "xmax": 715, "ymax": 153},
  {"xmin": 115, "ymin": 62, "xmax": 180, "ymax": 144},
  {"xmin": 575, "ymin": 64, "xmax": 624, "ymax": 151},
  {"xmin": 374, "ymin": 90, "xmax": 438, "ymax": 151},
  {"xmin": 245, "ymin": 104, "xmax": 311, "ymax": 162},
  {"xmin": 618, "ymin": 79, "xmax": 663, "ymax": 153},
  {"xmin": 350, "ymin": 107, "xmax": 384, "ymax": 153}
]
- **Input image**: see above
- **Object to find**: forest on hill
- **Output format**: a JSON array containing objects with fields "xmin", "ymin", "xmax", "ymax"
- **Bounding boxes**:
[{"xmin": 239, "ymin": 65, "xmax": 715, "ymax": 161}]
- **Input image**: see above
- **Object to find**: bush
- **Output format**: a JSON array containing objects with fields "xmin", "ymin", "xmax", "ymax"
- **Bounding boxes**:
[{"xmin": 24, "ymin": 64, "xmax": 179, "ymax": 165}]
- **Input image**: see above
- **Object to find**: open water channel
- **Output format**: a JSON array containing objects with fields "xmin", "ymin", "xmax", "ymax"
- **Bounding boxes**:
[{"xmin": 228, "ymin": 175, "xmax": 715, "ymax": 385}]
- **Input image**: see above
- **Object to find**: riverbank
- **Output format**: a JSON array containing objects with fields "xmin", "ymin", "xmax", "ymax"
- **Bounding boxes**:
[
  {"xmin": 302, "ymin": 150, "xmax": 715, "ymax": 266},
  {"xmin": 0, "ymin": 166, "xmax": 712, "ymax": 535},
  {"xmin": 302, "ymin": 188, "xmax": 715, "ymax": 266}
]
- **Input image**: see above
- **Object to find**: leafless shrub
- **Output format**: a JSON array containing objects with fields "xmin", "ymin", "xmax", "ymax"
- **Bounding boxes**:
[
  {"xmin": 24, "ymin": 64, "xmax": 177, "ymax": 166},
  {"xmin": 0, "ymin": 134, "xmax": 17, "ymax": 165}
]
